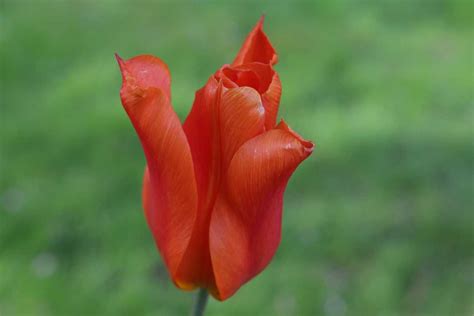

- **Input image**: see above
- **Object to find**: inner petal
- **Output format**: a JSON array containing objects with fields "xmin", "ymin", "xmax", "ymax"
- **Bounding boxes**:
[
  {"xmin": 221, "ymin": 67, "xmax": 260, "ymax": 92},
  {"xmin": 178, "ymin": 82, "xmax": 266, "ymax": 292},
  {"xmin": 217, "ymin": 63, "xmax": 275, "ymax": 95}
]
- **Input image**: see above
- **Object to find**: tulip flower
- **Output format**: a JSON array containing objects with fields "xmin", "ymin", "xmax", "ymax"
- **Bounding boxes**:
[{"xmin": 116, "ymin": 16, "xmax": 314, "ymax": 306}]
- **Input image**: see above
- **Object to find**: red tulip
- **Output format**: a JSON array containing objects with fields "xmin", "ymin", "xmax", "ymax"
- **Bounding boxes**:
[{"xmin": 116, "ymin": 17, "xmax": 314, "ymax": 301}]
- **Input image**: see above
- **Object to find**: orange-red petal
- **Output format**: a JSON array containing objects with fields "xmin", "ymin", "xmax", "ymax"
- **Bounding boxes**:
[
  {"xmin": 219, "ymin": 87, "xmax": 266, "ymax": 169},
  {"xmin": 232, "ymin": 16, "xmax": 278, "ymax": 67},
  {"xmin": 261, "ymin": 70, "xmax": 281, "ymax": 129},
  {"xmin": 209, "ymin": 120, "xmax": 314, "ymax": 300},
  {"xmin": 216, "ymin": 63, "xmax": 282, "ymax": 130},
  {"xmin": 178, "ymin": 84, "xmax": 266, "ymax": 291},
  {"xmin": 116, "ymin": 54, "xmax": 198, "ymax": 282},
  {"xmin": 183, "ymin": 82, "xmax": 267, "ymax": 207},
  {"xmin": 183, "ymin": 77, "xmax": 219, "ymax": 209}
]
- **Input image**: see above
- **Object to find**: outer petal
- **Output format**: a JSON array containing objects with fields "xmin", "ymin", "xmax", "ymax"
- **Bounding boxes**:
[
  {"xmin": 116, "ymin": 54, "xmax": 198, "ymax": 282},
  {"xmin": 232, "ymin": 16, "xmax": 278, "ymax": 66},
  {"xmin": 183, "ymin": 83, "xmax": 266, "ymax": 203},
  {"xmin": 116, "ymin": 54, "xmax": 171, "ymax": 99},
  {"xmin": 209, "ymin": 120, "xmax": 314, "ymax": 300},
  {"xmin": 178, "ymin": 85, "xmax": 266, "ymax": 290},
  {"xmin": 219, "ymin": 87, "xmax": 266, "ymax": 169},
  {"xmin": 183, "ymin": 77, "xmax": 219, "ymax": 211}
]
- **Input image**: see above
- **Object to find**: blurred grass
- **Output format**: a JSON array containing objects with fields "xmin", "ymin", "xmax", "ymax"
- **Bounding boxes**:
[{"xmin": 1, "ymin": 1, "xmax": 473, "ymax": 315}]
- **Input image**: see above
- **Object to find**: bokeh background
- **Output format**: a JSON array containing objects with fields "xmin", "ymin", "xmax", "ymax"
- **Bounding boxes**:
[{"xmin": 1, "ymin": 1, "xmax": 473, "ymax": 315}]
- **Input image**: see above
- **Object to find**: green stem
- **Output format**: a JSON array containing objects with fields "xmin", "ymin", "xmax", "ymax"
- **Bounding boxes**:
[{"xmin": 191, "ymin": 288, "xmax": 209, "ymax": 316}]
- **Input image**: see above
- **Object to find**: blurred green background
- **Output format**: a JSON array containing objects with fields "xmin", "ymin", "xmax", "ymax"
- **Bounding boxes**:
[{"xmin": 1, "ymin": 1, "xmax": 473, "ymax": 315}]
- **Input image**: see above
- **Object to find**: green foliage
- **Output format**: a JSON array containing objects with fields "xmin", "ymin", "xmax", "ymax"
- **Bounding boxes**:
[{"xmin": 1, "ymin": 1, "xmax": 472, "ymax": 315}]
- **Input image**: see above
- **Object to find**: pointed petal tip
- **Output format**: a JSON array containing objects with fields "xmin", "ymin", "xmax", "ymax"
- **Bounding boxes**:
[
  {"xmin": 257, "ymin": 14, "xmax": 265, "ymax": 27},
  {"xmin": 232, "ymin": 15, "xmax": 278, "ymax": 66},
  {"xmin": 115, "ymin": 53, "xmax": 125, "ymax": 68},
  {"xmin": 115, "ymin": 54, "xmax": 172, "ymax": 100},
  {"xmin": 277, "ymin": 119, "xmax": 315, "ymax": 153},
  {"xmin": 115, "ymin": 53, "xmax": 129, "ymax": 88}
]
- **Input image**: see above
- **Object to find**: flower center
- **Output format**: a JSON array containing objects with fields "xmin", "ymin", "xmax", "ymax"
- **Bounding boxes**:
[{"xmin": 215, "ymin": 63, "xmax": 274, "ymax": 94}]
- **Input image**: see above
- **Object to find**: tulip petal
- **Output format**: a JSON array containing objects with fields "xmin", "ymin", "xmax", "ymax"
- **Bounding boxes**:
[
  {"xmin": 183, "ymin": 77, "xmax": 219, "ymax": 207},
  {"xmin": 116, "ymin": 53, "xmax": 171, "ymax": 99},
  {"xmin": 232, "ymin": 16, "xmax": 278, "ymax": 66},
  {"xmin": 220, "ymin": 87, "xmax": 266, "ymax": 168},
  {"xmin": 261, "ymin": 71, "xmax": 281, "ymax": 130},
  {"xmin": 218, "ymin": 63, "xmax": 282, "ymax": 129},
  {"xmin": 117, "ymin": 54, "xmax": 198, "ymax": 281},
  {"xmin": 177, "ymin": 85, "xmax": 266, "ymax": 290},
  {"xmin": 183, "ymin": 83, "xmax": 267, "ymax": 204},
  {"xmin": 209, "ymin": 120, "xmax": 314, "ymax": 300}
]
